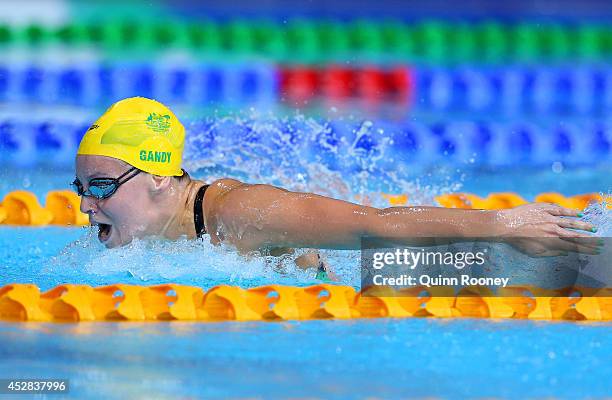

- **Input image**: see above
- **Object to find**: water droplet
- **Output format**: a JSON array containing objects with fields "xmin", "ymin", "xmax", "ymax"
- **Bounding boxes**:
[{"xmin": 551, "ymin": 161, "xmax": 564, "ymax": 173}]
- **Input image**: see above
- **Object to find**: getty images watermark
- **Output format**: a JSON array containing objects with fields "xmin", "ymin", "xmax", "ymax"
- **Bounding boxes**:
[
  {"xmin": 360, "ymin": 237, "xmax": 610, "ymax": 297},
  {"xmin": 370, "ymin": 247, "xmax": 511, "ymax": 288}
]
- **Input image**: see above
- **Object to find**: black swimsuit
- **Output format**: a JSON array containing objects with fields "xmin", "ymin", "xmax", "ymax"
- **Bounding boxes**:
[{"xmin": 193, "ymin": 184, "xmax": 209, "ymax": 238}]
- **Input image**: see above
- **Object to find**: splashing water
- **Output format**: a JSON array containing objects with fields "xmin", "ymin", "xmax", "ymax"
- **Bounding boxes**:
[
  {"xmin": 45, "ymin": 226, "xmax": 361, "ymax": 288},
  {"xmin": 182, "ymin": 113, "xmax": 464, "ymax": 206},
  {"xmin": 583, "ymin": 192, "xmax": 612, "ymax": 237}
]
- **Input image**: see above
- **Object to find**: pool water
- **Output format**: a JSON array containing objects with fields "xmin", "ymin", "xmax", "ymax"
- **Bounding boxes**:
[
  {"xmin": 0, "ymin": 116, "xmax": 611, "ymax": 399},
  {"xmin": 1, "ymin": 318, "xmax": 610, "ymax": 399}
]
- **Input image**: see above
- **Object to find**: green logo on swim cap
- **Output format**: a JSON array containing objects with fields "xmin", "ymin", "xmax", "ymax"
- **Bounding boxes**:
[{"xmin": 145, "ymin": 113, "xmax": 171, "ymax": 133}]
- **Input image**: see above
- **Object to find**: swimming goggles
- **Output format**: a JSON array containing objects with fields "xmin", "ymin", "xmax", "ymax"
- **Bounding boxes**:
[{"xmin": 71, "ymin": 167, "xmax": 141, "ymax": 200}]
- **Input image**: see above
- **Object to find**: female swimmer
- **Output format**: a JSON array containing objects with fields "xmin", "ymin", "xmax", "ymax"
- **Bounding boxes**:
[{"xmin": 74, "ymin": 97, "xmax": 599, "ymax": 278}]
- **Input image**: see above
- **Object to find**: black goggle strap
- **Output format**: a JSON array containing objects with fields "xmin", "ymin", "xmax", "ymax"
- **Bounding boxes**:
[{"xmin": 115, "ymin": 167, "xmax": 140, "ymax": 185}]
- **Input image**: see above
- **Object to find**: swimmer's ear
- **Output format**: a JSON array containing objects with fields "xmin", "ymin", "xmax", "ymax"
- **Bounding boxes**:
[{"xmin": 148, "ymin": 174, "xmax": 172, "ymax": 194}]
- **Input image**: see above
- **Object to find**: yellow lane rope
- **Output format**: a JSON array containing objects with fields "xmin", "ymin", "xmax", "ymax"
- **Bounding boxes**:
[{"xmin": 0, "ymin": 284, "xmax": 610, "ymax": 322}]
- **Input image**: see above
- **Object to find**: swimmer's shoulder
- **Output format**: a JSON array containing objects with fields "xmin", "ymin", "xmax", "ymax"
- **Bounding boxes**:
[
  {"xmin": 202, "ymin": 179, "xmax": 289, "ymax": 222},
  {"xmin": 199, "ymin": 178, "xmax": 244, "ymax": 222},
  {"xmin": 204, "ymin": 179, "xmax": 288, "ymax": 204},
  {"xmin": 207, "ymin": 178, "xmax": 244, "ymax": 197}
]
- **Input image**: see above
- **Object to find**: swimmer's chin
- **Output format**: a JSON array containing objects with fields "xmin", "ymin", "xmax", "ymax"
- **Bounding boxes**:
[
  {"xmin": 99, "ymin": 237, "xmax": 121, "ymax": 249},
  {"xmin": 103, "ymin": 239, "xmax": 141, "ymax": 249},
  {"xmin": 101, "ymin": 240, "xmax": 119, "ymax": 249},
  {"xmin": 98, "ymin": 232, "xmax": 132, "ymax": 249}
]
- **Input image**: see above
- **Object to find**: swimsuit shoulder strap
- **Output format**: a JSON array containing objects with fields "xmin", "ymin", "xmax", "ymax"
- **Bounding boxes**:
[{"xmin": 194, "ymin": 184, "xmax": 210, "ymax": 238}]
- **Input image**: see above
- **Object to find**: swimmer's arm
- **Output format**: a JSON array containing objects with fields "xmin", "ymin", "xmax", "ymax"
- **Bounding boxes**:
[{"xmin": 207, "ymin": 183, "xmax": 509, "ymax": 251}]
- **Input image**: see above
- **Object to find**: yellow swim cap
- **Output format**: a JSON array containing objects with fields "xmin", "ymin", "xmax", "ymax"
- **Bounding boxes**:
[{"xmin": 77, "ymin": 97, "xmax": 185, "ymax": 176}]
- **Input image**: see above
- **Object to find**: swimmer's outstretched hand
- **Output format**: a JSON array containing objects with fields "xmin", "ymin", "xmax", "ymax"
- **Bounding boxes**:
[{"xmin": 494, "ymin": 203, "xmax": 601, "ymax": 257}]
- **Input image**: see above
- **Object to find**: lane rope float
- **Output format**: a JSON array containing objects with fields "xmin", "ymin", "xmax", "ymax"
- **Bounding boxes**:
[{"xmin": 0, "ymin": 283, "xmax": 610, "ymax": 322}]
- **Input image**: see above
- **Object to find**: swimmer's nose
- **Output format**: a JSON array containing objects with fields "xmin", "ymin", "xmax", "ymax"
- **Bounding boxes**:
[{"xmin": 79, "ymin": 195, "xmax": 98, "ymax": 216}]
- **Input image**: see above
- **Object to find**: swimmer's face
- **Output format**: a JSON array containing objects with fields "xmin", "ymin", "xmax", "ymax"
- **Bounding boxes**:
[{"xmin": 76, "ymin": 155, "xmax": 160, "ymax": 248}]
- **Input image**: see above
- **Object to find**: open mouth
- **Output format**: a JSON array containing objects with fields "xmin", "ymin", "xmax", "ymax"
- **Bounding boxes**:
[{"xmin": 97, "ymin": 223, "xmax": 112, "ymax": 243}]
